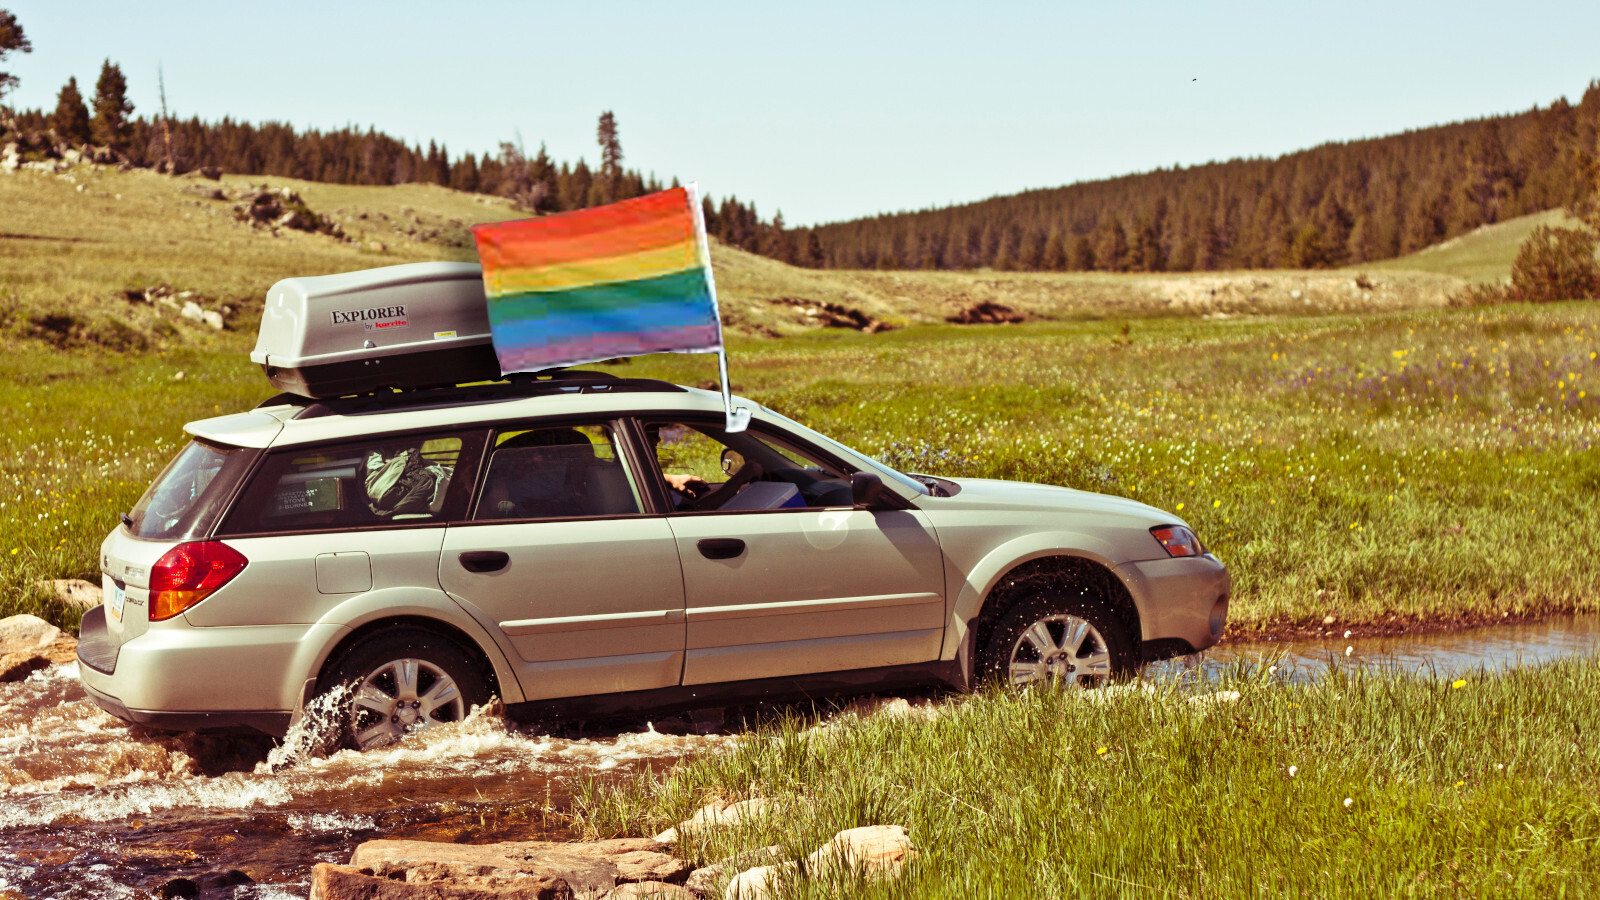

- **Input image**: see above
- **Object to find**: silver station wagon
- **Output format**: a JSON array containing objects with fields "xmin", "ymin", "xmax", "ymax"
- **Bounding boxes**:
[{"xmin": 77, "ymin": 267, "xmax": 1229, "ymax": 750}]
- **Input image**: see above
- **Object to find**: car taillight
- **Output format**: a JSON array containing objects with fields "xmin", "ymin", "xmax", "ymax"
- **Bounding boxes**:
[
  {"xmin": 1151, "ymin": 525, "xmax": 1204, "ymax": 558},
  {"xmin": 149, "ymin": 541, "xmax": 248, "ymax": 621}
]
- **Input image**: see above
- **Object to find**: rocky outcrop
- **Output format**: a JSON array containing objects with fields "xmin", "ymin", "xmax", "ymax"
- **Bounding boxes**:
[
  {"xmin": 311, "ymin": 837, "xmax": 691, "ymax": 900},
  {"xmin": 0, "ymin": 614, "xmax": 78, "ymax": 681}
]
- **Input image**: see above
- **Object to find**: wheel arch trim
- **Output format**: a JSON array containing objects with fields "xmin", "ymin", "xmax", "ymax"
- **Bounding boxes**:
[
  {"xmin": 307, "ymin": 588, "xmax": 525, "ymax": 705},
  {"xmin": 944, "ymin": 532, "xmax": 1140, "ymax": 664}
]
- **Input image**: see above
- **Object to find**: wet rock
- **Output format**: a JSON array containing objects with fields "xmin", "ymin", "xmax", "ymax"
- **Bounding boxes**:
[
  {"xmin": 605, "ymin": 883, "xmax": 695, "ymax": 900},
  {"xmin": 194, "ymin": 869, "xmax": 254, "ymax": 890},
  {"xmin": 338, "ymin": 837, "xmax": 681, "ymax": 899},
  {"xmin": 158, "ymin": 877, "xmax": 199, "ymax": 899},
  {"xmin": 0, "ymin": 614, "xmax": 63, "ymax": 654},
  {"xmin": 311, "ymin": 862, "xmax": 567, "ymax": 899},
  {"xmin": 721, "ymin": 863, "xmax": 794, "ymax": 900},
  {"xmin": 39, "ymin": 578, "xmax": 102, "ymax": 611},
  {"xmin": 0, "ymin": 652, "xmax": 50, "ymax": 682},
  {"xmin": 804, "ymin": 824, "xmax": 917, "ymax": 878},
  {"xmin": 653, "ymin": 798, "xmax": 770, "ymax": 845}
]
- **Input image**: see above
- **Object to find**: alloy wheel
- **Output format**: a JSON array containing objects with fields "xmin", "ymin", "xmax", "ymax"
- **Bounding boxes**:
[
  {"xmin": 1006, "ymin": 614, "xmax": 1113, "ymax": 688},
  {"xmin": 349, "ymin": 657, "xmax": 465, "ymax": 749}
]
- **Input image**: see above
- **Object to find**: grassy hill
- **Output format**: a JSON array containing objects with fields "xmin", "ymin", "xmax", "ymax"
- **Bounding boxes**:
[
  {"xmin": 2, "ymin": 164, "xmax": 1482, "ymax": 351},
  {"xmin": 1368, "ymin": 208, "xmax": 1589, "ymax": 281}
]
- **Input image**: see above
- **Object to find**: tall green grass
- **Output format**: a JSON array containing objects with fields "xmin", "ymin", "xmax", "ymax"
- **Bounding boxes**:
[{"xmin": 575, "ymin": 658, "xmax": 1600, "ymax": 897}]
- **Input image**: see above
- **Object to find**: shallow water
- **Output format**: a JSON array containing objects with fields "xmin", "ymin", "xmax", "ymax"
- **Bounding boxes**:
[
  {"xmin": 1170, "ymin": 614, "xmax": 1600, "ymax": 680},
  {"xmin": 0, "ymin": 664, "xmax": 735, "ymax": 899},
  {"xmin": 4, "ymin": 616, "xmax": 1598, "ymax": 898}
]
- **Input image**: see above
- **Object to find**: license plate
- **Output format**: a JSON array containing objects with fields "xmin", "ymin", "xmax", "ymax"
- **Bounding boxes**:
[{"xmin": 110, "ymin": 583, "xmax": 126, "ymax": 621}]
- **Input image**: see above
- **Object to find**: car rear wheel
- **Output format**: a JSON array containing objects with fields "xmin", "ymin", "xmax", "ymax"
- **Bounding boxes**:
[
  {"xmin": 322, "ymin": 630, "xmax": 491, "ymax": 750},
  {"xmin": 978, "ymin": 593, "xmax": 1134, "ymax": 689}
]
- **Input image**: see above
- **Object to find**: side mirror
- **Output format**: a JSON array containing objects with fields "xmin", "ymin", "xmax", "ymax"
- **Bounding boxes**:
[{"xmin": 851, "ymin": 471, "xmax": 898, "ymax": 510}]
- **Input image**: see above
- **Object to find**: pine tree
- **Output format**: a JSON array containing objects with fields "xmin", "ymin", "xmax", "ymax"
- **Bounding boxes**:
[
  {"xmin": 597, "ymin": 110, "xmax": 623, "ymax": 203},
  {"xmin": 0, "ymin": 9, "xmax": 31, "ymax": 102},
  {"xmin": 1095, "ymin": 219, "xmax": 1128, "ymax": 272},
  {"xmin": 1041, "ymin": 228, "xmax": 1068, "ymax": 271},
  {"xmin": 51, "ymin": 76, "xmax": 91, "ymax": 144},
  {"xmin": 1067, "ymin": 235, "xmax": 1095, "ymax": 271},
  {"xmin": 90, "ymin": 60, "xmax": 133, "ymax": 149}
]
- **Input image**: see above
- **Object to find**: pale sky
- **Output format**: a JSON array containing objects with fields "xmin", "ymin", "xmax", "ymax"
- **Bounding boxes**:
[{"xmin": 4, "ymin": 1, "xmax": 1599, "ymax": 225}]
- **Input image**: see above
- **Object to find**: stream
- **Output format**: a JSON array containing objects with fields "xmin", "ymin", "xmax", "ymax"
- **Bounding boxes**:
[{"xmin": 3, "ymin": 616, "xmax": 1597, "ymax": 899}]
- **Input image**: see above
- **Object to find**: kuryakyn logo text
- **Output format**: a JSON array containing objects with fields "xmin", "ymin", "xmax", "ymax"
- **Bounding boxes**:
[{"xmin": 331, "ymin": 305, "xmax": 409, "ymax": 331}]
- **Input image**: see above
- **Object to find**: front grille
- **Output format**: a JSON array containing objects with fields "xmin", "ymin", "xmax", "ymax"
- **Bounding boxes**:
[{"xmin": 76, "ymin": 606, "xmax": 119, "ymax": 674}]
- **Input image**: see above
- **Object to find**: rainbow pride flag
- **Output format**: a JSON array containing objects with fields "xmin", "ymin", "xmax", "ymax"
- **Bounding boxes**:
[{"xmin": 470, "ymin": 186, "xmax": 721, "ymax": 373}]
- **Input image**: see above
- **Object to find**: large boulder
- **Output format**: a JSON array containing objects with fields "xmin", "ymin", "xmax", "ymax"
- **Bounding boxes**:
[
  {"xmin": 311, "ymin": 863, "xmax": 567, "ymax": 900},
  {"xmin": 312, "ymin": 837, "xmax": 690, "ymax": 900},
  {"xmin": 0, "ymin": 614, "xmax": 62, "ymax": 653},
  {"xmin": 39, "ymin": 578, "xmax": 102, "ymax": 611}
]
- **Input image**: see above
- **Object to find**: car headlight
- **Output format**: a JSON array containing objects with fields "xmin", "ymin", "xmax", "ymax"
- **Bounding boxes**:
[{"xmin": 1150, "ymin": 525, "xmax": 1204, "ymax": 558}]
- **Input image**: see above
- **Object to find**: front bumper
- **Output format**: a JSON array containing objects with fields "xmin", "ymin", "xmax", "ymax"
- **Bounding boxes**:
[
  {"xmin": 1115, "ymin": 554, "xmax": 1231, "ymax": 655},
  {"xmin": 76, "ymin": 608, "xmax": 343, "ymax": 738}
]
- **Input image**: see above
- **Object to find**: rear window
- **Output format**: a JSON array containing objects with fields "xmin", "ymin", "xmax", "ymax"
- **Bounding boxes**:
[
  {"xmin": 129, "ymin": 441, "xmax": 253, "ymax": 540},
  {"xmin": 221, "ymin": 432, "xmax": 480, "ymax": 535}
]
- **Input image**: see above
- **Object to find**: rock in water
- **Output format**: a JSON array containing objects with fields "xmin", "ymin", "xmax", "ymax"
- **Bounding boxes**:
[
  {"xmin": 320, "ymin": 836, "xmax": 688, "ymax": 900},
  {"xmin": 0, "ymin": 653, "xmax": 50, "ymax": 682},
  {"xmin": 310, "ymin": 863, "xmax": 568, "ymax": 899}
]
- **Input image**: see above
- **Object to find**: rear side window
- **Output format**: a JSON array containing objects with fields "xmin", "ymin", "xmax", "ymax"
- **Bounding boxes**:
[
  {"xmin": 129, "ymin": 441, "xmax": 254, "ymax": 540},
  {"xmin": 474, "ymin": 423, "xmax": 641, "ymax": 520},
  {"xmin": 222, "ymin": 432, "xmax": 480, "ymax": 535}
]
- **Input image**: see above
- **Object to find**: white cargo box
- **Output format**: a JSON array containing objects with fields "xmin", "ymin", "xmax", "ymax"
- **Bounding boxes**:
[{"xmin": 250, "ymin": 262, "xmax": 503, "ymax": 398}]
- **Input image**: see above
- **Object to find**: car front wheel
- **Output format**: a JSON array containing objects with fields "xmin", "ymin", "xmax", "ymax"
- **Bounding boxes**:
[
  {"xmin": 978, "ymin": 592, "xmax": 1134, "ymax": 688},
  {"xmin": 321, "ymin": 630, "xmax": 491, "ymax": 750}
]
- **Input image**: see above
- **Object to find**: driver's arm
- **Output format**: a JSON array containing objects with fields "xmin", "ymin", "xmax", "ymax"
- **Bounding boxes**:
[{"xmin": 663, "ymin": 472, "xmax": 708, "ymax": 496}]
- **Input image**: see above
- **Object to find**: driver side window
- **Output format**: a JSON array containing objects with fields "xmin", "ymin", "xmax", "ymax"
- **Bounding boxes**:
[{"xmin": 642, "ymin": 420, "xmax": 854, "ymax": 513}]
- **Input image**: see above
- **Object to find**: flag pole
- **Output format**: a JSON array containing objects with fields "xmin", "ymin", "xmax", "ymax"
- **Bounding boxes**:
[{"xmin": 688, "ymin": 181, "xmax": 750, "ymax": 433}]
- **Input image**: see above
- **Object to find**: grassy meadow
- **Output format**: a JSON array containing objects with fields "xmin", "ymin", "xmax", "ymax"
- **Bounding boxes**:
[
  {"xmin": 575, "ymin": 658, "xmax": 1600, "ymax": 897},
  {"xmin": 1, "ymin": 164, "xmax": 1598, "ymax": 638}
]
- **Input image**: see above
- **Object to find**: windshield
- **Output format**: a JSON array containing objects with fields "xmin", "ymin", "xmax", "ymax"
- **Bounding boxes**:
[
  {"xmin": 759, "ymin": 410, "xmax": 929, "ymax": 497},
  {"xmin": 128, "ymin": 441, "xmax": 250, "ymax": 540}
]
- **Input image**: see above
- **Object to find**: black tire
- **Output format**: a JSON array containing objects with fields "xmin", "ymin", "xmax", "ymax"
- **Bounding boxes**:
[
  {"xmin": 318, "ymin": 629, "xmax": 492, "ymax": 751},
  {"xmin": 977, "ymin": 591, "xmax": 1135, "ymax": 689}
]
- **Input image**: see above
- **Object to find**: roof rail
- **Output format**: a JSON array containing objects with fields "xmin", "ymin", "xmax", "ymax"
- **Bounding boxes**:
[{"xmin": 253, "ymin": 369, "xmax": 686, "ymax": 420}]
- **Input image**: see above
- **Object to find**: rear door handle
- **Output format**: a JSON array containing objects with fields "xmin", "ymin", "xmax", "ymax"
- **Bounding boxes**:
[
  {"xmin": 458, "ymin": 550, "xmax": 510, "ymax": 573},
  {"xmin": 697, "ymin": 538, "xmax": 746, "ymax": 560}
]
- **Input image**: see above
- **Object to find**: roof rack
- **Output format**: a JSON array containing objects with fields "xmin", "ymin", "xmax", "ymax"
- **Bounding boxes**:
[{"xmin": 254, "ymin": 369, "xmax": 686, "ymax": 420}]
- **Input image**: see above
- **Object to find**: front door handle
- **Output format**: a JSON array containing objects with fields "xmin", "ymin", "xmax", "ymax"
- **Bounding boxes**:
[
  {"xmin": 697, "ymin": 538, "xmax": 746, "ymax": 560},
  {"xmin": 458, "ymin": 550, "xmax": 510, "ymax": 573}
]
